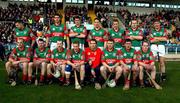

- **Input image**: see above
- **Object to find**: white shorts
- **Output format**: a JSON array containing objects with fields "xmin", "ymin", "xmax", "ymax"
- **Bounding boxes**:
[
  {"xmin": 132, "ymin": 46, "xmax": 141, "ymax": 51},
  {"xmin": 50, "ymin": 42, "xmax": 65, "ymax": 51},
  {"xmin": 151, "ymin": 44, "xmax": 165, "ymax": 57}
]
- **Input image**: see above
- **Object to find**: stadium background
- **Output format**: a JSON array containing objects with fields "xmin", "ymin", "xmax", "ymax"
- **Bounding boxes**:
[{"xmin": 0, "ymin": 0, "xmax": 180, "ymax": 103}]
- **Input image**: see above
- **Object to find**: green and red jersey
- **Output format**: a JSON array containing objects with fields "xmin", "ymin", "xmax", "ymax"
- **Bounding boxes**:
[
  {"xmin": 84, "ymin": 47, "xmax": 102, "ymax": 69},
  {"xmin": 136, "ymin": 49, "xmax": 154, "ymax": 64},
  {"xmin": 15, "ymin": 27, "xmax": 35, "ymax": 46},
  {"xmin": 119, "ymin": 47, "xmax": 137, "ymax": 65},
  {"xmin": 46, "ymin": 24, "xmax": 67, "ymax": 43},
  {"xmin": 33, "ymin": 47, "xmax": 51, "ymax": 61},
  {"xmin": 150, "ymin": 28, "xmax": 168, "ymax": 45},
  {"xmin": 68, "ymin": 48, "xmax": 85, "ymax": 63},
  {"xmin": 108, "ymin": 28, "xmax": 124, "ymax": 49},
  {"xmin": 9, "ymin": 46, "xmax": 31, "ymax": 61},
  {"xmin": 88, "ymin": 28, "xmax": 107, "ymax": 47},
  {"xmin": 102, "ymin": 48, "xmax": 120, "ymax": 66},
  {"xmin": 69, "ymin": 25, "xmax": 87, "ymax": 44},
  {"xmin": 125, "ymin": 28, "xmax": 143, "ymax": 47},
  {"xmin": 51, "ymin": 48, "xmax": 68, "ymax": 64}
]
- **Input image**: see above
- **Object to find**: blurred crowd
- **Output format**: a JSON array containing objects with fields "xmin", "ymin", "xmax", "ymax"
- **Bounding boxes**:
[{"xmin": 64, "ymin": 6, "xmax": 91, "ymax": 23}]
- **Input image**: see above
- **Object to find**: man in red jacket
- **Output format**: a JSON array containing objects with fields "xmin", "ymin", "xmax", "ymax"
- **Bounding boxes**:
[{"xmin": 84, "ymin": 39, "xmax": 103, "ymax": 89}]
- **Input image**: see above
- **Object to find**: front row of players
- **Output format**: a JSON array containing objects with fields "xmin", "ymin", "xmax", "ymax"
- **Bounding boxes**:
[{"xmin": 5, "ymin": 38, "xmax": 157, "ymax": 90}]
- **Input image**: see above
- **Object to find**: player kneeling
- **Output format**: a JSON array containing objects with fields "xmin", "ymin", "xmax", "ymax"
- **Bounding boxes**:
[
  {"xmin": 5, "ymin": 38, "xmax": 31, "ymax": 86},
  {"xmin": 119, "ymin": 39, "xmax": 139, "ymax": 90},
  {"xmin": 31, "ymin": 38, "xmax": 51, "ymax": 85},
  {"xmin": 100, "ymin": 39, "xmax": 122, "ymax": 88},
  {"xmin": 66, "ymin": 41, "xmax": 85, "ymax": 89},
  {"xmin": 47, "ymin": 40, "xmax": 68, "ymax": 85},
  {"xmin": 137, "ymin": 41, "xmax": 156, "ymax": 88}
]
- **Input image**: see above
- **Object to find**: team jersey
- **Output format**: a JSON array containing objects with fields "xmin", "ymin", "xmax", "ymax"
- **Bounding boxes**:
[
  {"xmin": 15, "ymin": 27, "xmax": 35, "ymax": 46},
  {"xmin": 70, "ymin": 25, "xmax": 86, "ymax": 44},
  {"xmin": 125, "ymin": 28, "xmax": 143, "ymax": 47},
  {"xmin": 33, "ymin": 47, "xmax": 51, "ymax": 61},
  {"xmin": 102, "ymin": 48, "xmax": 120, "ymax": 66},
  {"xmin": 84, "ymin": 47, "xmax": 102, "ymax": 69},
  {"xmin": 136, "ymin": 49, "xmax": 154, "ymax": 64},
  {"xmin": 88, "ymin": 28, "xmax": 107, "ymax": 48},
  {"xmin": 119, "ymin": 47, "xmax": 137, "ymax": 65},
  {"xmin": 108, "ymin": 28, "xmax": 124, "ymax": 49},
  {"xmin": 150, "ymin": 28, "xmax": 168, "ymax": 45},
  {"xmin": 9, "ymin": 46, "xmax": 31, "ymax": 61},
  {"xmin": 68, "ymin": 49, "xmax": 84, "ymax": 63},
  {"xmin": 51, "ymin": 48, "xmax": 67, "ymax": 63},
  {"xmin": 46, "ymin": 24, "xmax": 67, "ymax": 43}
]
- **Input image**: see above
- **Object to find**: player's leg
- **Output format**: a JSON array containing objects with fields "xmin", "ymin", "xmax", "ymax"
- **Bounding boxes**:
[
  {"xmin": 5, "ymin": 61, "xmax": 12, "ymax": 75},
  {"xmin": 79, "ymin": 64, "xmax": 85, "ymax": 86},
  {"xmin": 158, "ymin": 45, "xmax": 166, "ymax": 81},
  {"xmin": 122, "ymin": 65, "xmax": 131, "ymax": 90},
  {"xmin": 94, "ymin": 66, "xmax": 101, "ymax": 90},
  {"xmin": 139, "ymin": 65, "xmax": 144, "ymax": 87},
  {"xmin": 46, "ymin": 63, "xmax": 53, "ymax": 84},
  {"xmin": 114, "ymin": 66, "xmax": 123, "ymax": 83},
  {"xmin": 150, "ymin": 65, "xmax": 156, "ymax": 81},
  {"xmin": 100, "ymin": 66, "xmax": 107, "ymax": 80},
  {"xmin": 58, "ymin": 64, "xmax": 66, "ymax": 85},
  {"xmin": 39, "ymin": 62, "xmax": 47, "ymax": 85},
  {"xmin": 132, "ymin": 65, "xmax": 139, "ymax": 86},
  {"xmin": 64, "ymin": 65, "xmax": 72, "ymax": 86},
  {"xmin": 22, "ymin": 62, "xmax": 28, "ymax": 84},
  {"xmin": 27, "ymin": 62, "xmax": 33, "ymax": 84}
]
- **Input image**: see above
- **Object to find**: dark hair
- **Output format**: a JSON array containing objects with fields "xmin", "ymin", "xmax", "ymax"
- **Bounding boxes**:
[
  {"xmin": 74, "ymin": 16, "xmax": 80, "ymax": 20},
  {"xmin": 125, "ymin": 39, "xmax": 132, "ymax": 43},
  {"xmin": 142, "ymin": 40, "xmax": 150, "ymax": 46},
  {"xmin": 15, "ymin": 20, "xmax": 24, "ymax": 25},
  {"xmin": 107, "ymin": 38, "xmax": 114, "ymax": 43},
  {"xmin": 38, "ymin": 38, "xmax": 45, "ymax": 42},
  {"xmin": 94, "ymin": 18, "xmax": 100, "ymax": 22},
  {"xmin": 90, "ymin": 39, "xmax": 97, "ymax": 44},
  {"xmin": 73, "ymin": 41, "xmax": 79, "ymax": 45}
]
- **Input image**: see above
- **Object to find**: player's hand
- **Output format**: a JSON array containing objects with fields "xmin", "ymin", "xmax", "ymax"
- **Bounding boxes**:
[
  {"xmin": 88, "ymin": 60, "xmax": 92, "ymax": 66},
  {"xmin": 91, "ymin": 69, "xmax": 96, "ymax": 78}
]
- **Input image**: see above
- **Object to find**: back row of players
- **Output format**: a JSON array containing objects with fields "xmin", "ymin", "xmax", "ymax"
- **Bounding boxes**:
[{"xmin": 5, "ymin": 14, "xmax": 167, "ymax": 90}]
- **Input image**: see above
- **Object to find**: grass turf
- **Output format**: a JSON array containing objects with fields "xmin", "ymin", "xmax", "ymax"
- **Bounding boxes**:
[{"xmin": 0, "ymin": 61, "xmax": 180, "ymax": 103}]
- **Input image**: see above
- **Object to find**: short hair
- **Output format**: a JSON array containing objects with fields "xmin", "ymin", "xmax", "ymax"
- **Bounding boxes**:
[
  {"xmin": 142, "ymin": 40, "xmax": 150, "ymax": 46},
  {"xmin": 15, "ymin": 20, "xmax": 24, "ymax": 25},
  {"xmin": 107, "ymin": 39, "xmax": 114, "ymax": 43},
  {"xmin": 74, "ymin": 16, "xmax": 80, "ymax": 20},
  {"xmin": 73, "ymin": 41, "xmax": 79, "ymax": 45},
  {"xmin": 94, "ymin": 18, "xmax": 100, "ymax": 22},
  {"xmin": 38, "ymin": 38, "xmax": 45, "ymax": 42},
  {"xmin": 90, "ymin": 39, "xmax": 97, "ymax": 44},
  {"xmin": 125, "ymin": 39, "xmax": 132, "ymax": 43},
  {"xmin": 54, "ymin": 13, "xmax": 61, "ymax": 18},
  {"xmin": 17, "ymin": 38, "xmax": 24, "ymax": 43},
  {"xmin": 113, "ymin": 18, "xmax": 119, "ymax": 23}
]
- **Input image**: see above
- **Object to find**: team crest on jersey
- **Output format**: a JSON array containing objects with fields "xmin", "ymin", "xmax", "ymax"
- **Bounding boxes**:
[
  {"xmin": 88, "ymin": 52, "xmax": 90, "ymax": 55},
  {"xmin": 130, "ymin": 53, "xmax": 133, "ymax": 56},
  {"xmin": 16, "ymin": 32, "xmax": 19, "ymax": 35},
  {"xmin": 113, "ymin": 53, "xmax": 116, "ymax": 56},
  {"xmin": 59, "ymin": 27, "xmax": 62, "ymax": 31},
  {"xmin": 52, "ymin": 28, "xmax": 55, "ymax": 31},
  {"xmin": 129, "ymin": 32, "xmax": 132, "ymax": 34},
  {"xmin": 24, "ymin": 31, "xmax": 27, "ymax": 34},
  {"xmin": 124, "ymin": 53, "xmax": 127, "ymax": 56},
  {"xmin": 62, "ymin": 54, "xmax": 65, "ymax": 57},
  {"xmin": 80, "ymin": 28, "xmax": 83, "ymax": 31},
  {"xmin": 74, "ymin": 28, "xmax": 77, "ymax": 31},
  {"xmin": 99, "ymin": 31, "xmax": 102, "ymax": 35},
  {"xmin": 92, "ymin": 32, "xmax": 95, "ymax": 35},
  {"xmin": 112, "ymin": 33, "xmax": 115, "ymax": 36},
  {"xmin": 105, "ymin": 53, "xmax": 108, "ymax": 57},
  {"xmin": 94, "ymin": 52, "xmax": 97, "ymax": 55},
  {"xmin": 17, "ymin": 53, "xmax": 20, "ymax": 56},
  {"xmin": 56, "ymin": 53, "xmax": 58, "ymax": 57}
]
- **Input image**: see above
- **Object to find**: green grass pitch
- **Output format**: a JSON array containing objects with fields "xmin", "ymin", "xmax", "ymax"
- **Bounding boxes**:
[{"xmin": 0, "ymin": 61, "xmax": 180, "ymax": 103}]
